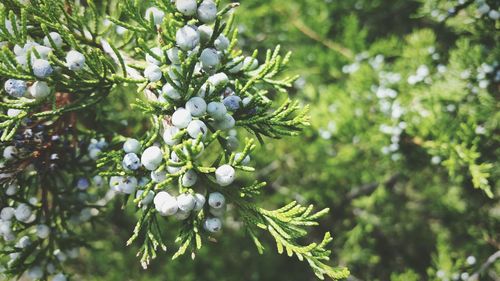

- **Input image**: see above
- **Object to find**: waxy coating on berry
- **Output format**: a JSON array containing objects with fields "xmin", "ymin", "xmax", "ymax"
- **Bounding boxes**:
[
  {"xmin": 141, "ymin": 146, "xmax": 163, "ymax": 171},
  {"xmin": 215, "ymin": 164, "xmax": 236, "ymax": 186}
]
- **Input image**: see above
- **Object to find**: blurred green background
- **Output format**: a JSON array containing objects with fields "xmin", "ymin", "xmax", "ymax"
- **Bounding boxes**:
[{"xmin": 78, "ymin": 0, "xmax": 499, "ymax": 280}]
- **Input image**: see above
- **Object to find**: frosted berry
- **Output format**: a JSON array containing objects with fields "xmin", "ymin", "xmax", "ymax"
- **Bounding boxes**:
[
  {"xmin": 213, "ymin": 113, "xmax": 235, "ymax": 130},
  {"xmin": 146, "ymin": 47, "xmax": 163, "ymax": 65},
  {"xmin": 151, "ymin": 170, "xmax": 167, "ymax": 183},
  {"xmin": 182, "ymin": 170, "xmax": 198, "ymax": 187},
  {"xmin": 244, "ymin": 57, "xmax": 259, "ymax": 70},
  {"xmin": 235, "ymin": 152, "xmax": 250, "ymax": 165},
  {"xmin": 172, "ymin": 108, "xmax": 192, "ymax": 128},
  {"xmin": 162, "ymin": 125, "xmax": 181, "ymax": 146},
  {"xmin": 32, "ymin": 59, "xmax": 54, "ymax": 78},
  {"xmin": 122, "ymin": 177, "xmax": 138, "ymax": 194},
  {"xmin": 187, "ymin": 120, "xmax": 208, "ymax": 139},
  {"xmin": 27, "ymin": 267, "xmax": 43, "ymax": 280},
  {"xmin": 223, "ymin": 95, "xmax": 242, "ymax": 111},
  {"xmin": 66, "ymin": 50, "xmax": 85, "ymax": 71},
  {"xmin": 215, "ymin": 164, "xmax": 235, "ymax": 186},
  {"xmin": 193, "ymin": 193, "xmax": 206, "ymax": 211},
  {"xmin": 123, "ymin": 138, "xmax": 141, "ymax": 154},
  {"xmin": 145, "ymin": 7, "xmax": 165, "ymax": 25},
  {"xmin": 176, "ymin": 0, "xmax": 197, "ymax": 16},
  {"xmin": 162, "ymin": 83, "xmax": 181, "ymax": 100},
  {"xmin": 154, "ymin": 191, "xmax": 178, "ymax": 216},
  {"xmin": 207, "ymin": 102, "xmax": 227, "ymax": 120},
  {"xmin": 200, "ymin": 48, "xmax": 220, "ymax": 71},
  {"xmin": 186, "ymin": 97, "xmax": 207, "ymax": 117},
  {"xmin": 204, "ymin": 217, "xmax": 222, "ymax": 232},
  {"xmin": 177, "ymin": 193, "xmax": 196, "ymax": 212},
  {"xmin": 176, "ymin": 25, "xmax": 200, "ymax": 51},
  {"xmin": 29, "ymin": 81, "xmax": 51, "ymax": 99},
  {"xmin": 198, "ymin": 25, "xmax": 213, "ymax": 43},
  {"xmin": 136, "ymin": 190, "xmax": 155, "ymax": 205},
  {"xmin": 197, "ymin": 0, "xmax": 217, "ymax": 23},
  {"xmin": 36, "ymin": 224, "xmax": 50, "ymax": 239},
  {"xmin": 0, "ymin": 207, "xmax": 14, "ymax": 221},
  {"xmin": 207, "ymin": 72, "xmax": 229, "ymax": 88},
  {"xmin": 16, "ymin": 236, "xmax": 31, "ymax": 248},
  {"xmin": 214, "ymin": 34, "xmax": 230, "ymax": 51},
  {"xmin": 14, "ymin": 203, "xmax": 32, "ymax": 222},
  {"xmin": 123, "ymin": 153, "xmax": 141, "ymax": 170},
  {"xmin": 208, "ymin": 192, "xmax": 225, "ymax": 208},
  {"xmin": 4, "ymin": 79, "xmax": 27, "ymax": 98},
  {"xmin": 43, "ymin": 32, "xmax": 63, "ymax": 48},
  {"xmin": 53, "ymin": 273, "xmax": 67, "ymax": 281},
  {"xmin": 141, "ymin": 146, "xmax": 163, "ymax": 170},
  {"xmin": 167, "ymin": 47, "xmax": 181, "ymax": 64},
  {"xmin": 144, "ymin": 64, "xmax": 163, "ymax": 82}
]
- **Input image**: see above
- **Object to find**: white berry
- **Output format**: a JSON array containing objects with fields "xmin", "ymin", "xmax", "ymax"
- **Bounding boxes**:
[
  {"xmin": 176, "ymin": 25, "xmax": 200, "ymax": 51},
  {"xmin": 176, "ymin": 0, "xmax": 197, "ymax": 16},
  {"xmin": 162, "ymin": 125, "xmax": 181, "ymax": 146},
  {"xmin": 214, "ymin": 34, "xmax": 230, "ymax": 51},
  {"xmin": 162, "ymin": 83, "xmax": 181, "ymax": 100},
  {"xmin": 29, "ymin": 81, "xmax": 51, "ymax": 99},
  {"xmin": 207, "ymin": 102, "xmax": 227, "ymax": 120},
  {"xmin": 207, "ymin": 72, "xmax": 229, "ymax": 88},
  {"xmin": 197, "ymin": 0, "xmax": 217, "ymax": 23},
  {"xmin": 123, "ymin": 153, "xmax": 141, "ymax": 170},
  {"xmin": 200, "ymin": 48, "xmax": 220, "ymax": 71},
  {"xmin": 146, "ymin": 47, "xmax": 163, "ymax": 65},
  {"xmin": 144, "ymin": 64, "xmax": 162, "ymax": 82},
  {"xmin": 36, "ymin": 224, "xmax": 50, "ymax": 239},
  {"xmin": 177, "ymin": 193, "xmax": 196, "ymax": 212},
  {"xmin": 185, "ymin": 97, "xmax": 207, "ymax": 117},
  {"xmin": 32, "ymin": 59, "xmax": 54, "ymax": 78},
  {"xmin": 204, "ymin": 217, "xmax": 222, "ymax": 232},
  {"xmin": 43, "ymin": 32, "xmax": 63, "ymax": 48},
  {"xmin": 141, "ymin": 146, "xmax": 163, "ymax": 170},
  {"xmin": 123, "ymin": 138, "xmax": 141, "ymax": 153},
  {"xmin": 215, "ymin": 164, "xmax": 235, "ymax": 186},
  {"xmin": 167, "ymin": 47, "xmax": 181, "ymax": 64},
  {"xmin": 145, "ymin": 7, "xmax": 165, "ymax": 25},
  {"xmin": 198, "ymin": 25, "xmax": 213, "ymax": 43},
  {"xmin": 213, "ymin": 113, "xmax": 235, "ymax": 130},
  {"xmin": 235, "ymin": 152, "xmax": 250, "ymax": 165},
  {"xmin": 154, "ymin": 191, "xmax": 178, "ymax": 216},
  {"xmin": 193, "ymin": 193, "xmax": 206, "ymax": 211},
  {"xmin": 244, "ymin": 57, "xmax": 259, "ymax": 70},
  {"xmin": 4, "ymin": 79, "xmax": 27, "ymax": 98},
  {"xmin": 187, "ymin": 120, "xmax": 208, "ymax": 139},
  {"xmin": 0, "ymin": 207, "xmax": 14, "ymax": 221},
  {"xmin": 136, "ymin": 190, "xmax": 155, "ymax": 205},
  {"xmin": 208, "ymin": 192, "xmax": 225, "ymax": 208},
  {"xmin": 172, "ymin": 108, "xmax": 192, "ymax": 128},
  {"xmin": 53, "ymin": 273, "xmax": 67, "ymax": 281},
  {"xmin": 14, "ymin": 203, "xmax": 32, "ymax": 222},
  {"xmin": 66, "ymin": 50, "xmax": 85, "ymax": 71},
  {"xmin": 151, "ymin": 170, "xmax": 167, "ymax": 183},
  {"xmin": 182, "ymin": 170, "xmax": 198, "ymax": 187}
]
